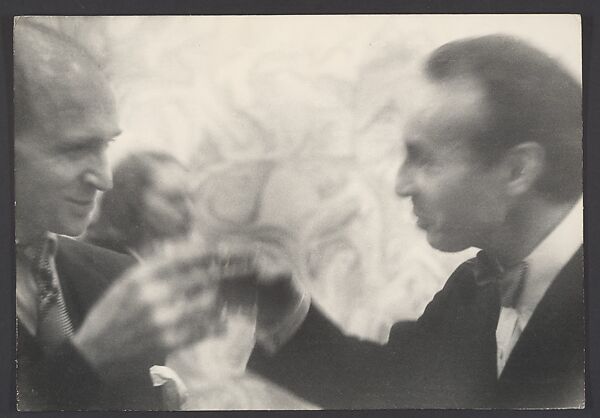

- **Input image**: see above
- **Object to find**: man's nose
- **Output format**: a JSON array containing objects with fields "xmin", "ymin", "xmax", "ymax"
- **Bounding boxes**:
[
  {"xmin": 395, "ymin": 164, "xmax": 415, "ymax": 198},
  {"xmin": 83, "ymin": 153, "xmax": 113, "ymax": 191}
]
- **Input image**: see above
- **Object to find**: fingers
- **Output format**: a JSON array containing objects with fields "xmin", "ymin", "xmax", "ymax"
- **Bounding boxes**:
[
  {"xmin": 137, "ymin": 251, "xmax": 256, "ymax": 291},
  {"xmin": 182, "ymin": 293, "xmax": 228, "ymax": 338},
  {"xmin": 148, "ymin": 281, "xmax": 227, "ymax": 351},
  {"xmin": 74, "ymin": 253, "xmax": 248, "ymax": 367},
  {"xmin": 160, "ymin": 327, "xmax": 189, "ymax": 350},
  {"xmin": 150, "ymin": 298, "xmax": 187, "ymax": 328},
  {"xmin": 138, "ymin": 280, "xmax": 171, "ymax": 305},
  {"xmin": 110, "ymin": 247, "xmax": 291, "ymax": 354},
  {"xmin": 252, "ymin": 248, "xmax": 294, "ymax": 284}
]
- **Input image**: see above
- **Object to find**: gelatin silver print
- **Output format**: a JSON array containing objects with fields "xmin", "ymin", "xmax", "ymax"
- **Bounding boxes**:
[{"xmin": 14, "ymin": 15, "xmax": 583, "ymax": 410}]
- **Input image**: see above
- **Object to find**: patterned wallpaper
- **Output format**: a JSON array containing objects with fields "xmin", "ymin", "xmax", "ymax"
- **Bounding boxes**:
[
  {"xmin": 24, "ymin": 15, "xmax": 581, "ymax": 408},
  {"xmin": 31, "ymin": 14, "xmax": 580, "ymax": 336}
]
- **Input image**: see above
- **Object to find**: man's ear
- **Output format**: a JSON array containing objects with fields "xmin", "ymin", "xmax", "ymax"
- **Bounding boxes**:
[{"xmin": 503, "ymin": 142, "xmax": 545, "ymax": 197}]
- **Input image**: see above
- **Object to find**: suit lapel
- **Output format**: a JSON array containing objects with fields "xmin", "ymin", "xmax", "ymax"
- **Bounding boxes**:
[
  {"xmin": 54, "ymin": 239, "xmax": 113, "ymax": 331},
  {"xmin": 498, "ymin": 247, "xmax": 583, "ymax": 383}
]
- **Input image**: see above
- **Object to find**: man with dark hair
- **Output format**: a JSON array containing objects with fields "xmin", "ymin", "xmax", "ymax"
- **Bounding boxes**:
[
  {"xmin": 14, "ymin": 19, "xmax": 240, "ymax": 410},
  {"xmin": 424, "ymin": 34, "xmax": 582, "ymax": 201},
  {"xmin": 250, "ymin": 34, "xmax": 583, "ymax": 408}
]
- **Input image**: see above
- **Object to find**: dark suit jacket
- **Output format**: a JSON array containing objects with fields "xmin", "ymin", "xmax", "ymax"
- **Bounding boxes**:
[
  {"xmin": 16, "ymin": 236, "xmax": 164, "ymax": 411},
  {"xmin": 249, "ymin": 247, "xmax": 584, "ymax": 409}
]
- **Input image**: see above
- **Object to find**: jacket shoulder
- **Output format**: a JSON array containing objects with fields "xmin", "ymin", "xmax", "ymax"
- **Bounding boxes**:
[
  {"xmin": 55, "ymin": 236, "xmax": 136, "ymax": 283},
  {"xmin": 414, "ymin": 256, "xmax": 478, "ymax": 329}
]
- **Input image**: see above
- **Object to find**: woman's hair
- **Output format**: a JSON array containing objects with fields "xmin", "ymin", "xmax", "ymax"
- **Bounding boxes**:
[{"xmin": 84, "ymin": 150, "xmax": 187, "ymax": 254}]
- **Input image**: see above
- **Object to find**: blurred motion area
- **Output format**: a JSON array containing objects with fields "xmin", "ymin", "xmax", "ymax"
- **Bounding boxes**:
[{"xmin": 20, "ymin": 15, "xmax": 581, "ymax": 409}]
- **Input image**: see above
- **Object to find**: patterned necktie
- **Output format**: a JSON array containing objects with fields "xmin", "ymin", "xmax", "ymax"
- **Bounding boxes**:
[{"xmin": 24, "ymin": 236, "xmax": 74, "ymax": 353}]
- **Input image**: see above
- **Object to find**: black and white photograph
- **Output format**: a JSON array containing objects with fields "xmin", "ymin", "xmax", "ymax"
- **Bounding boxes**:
[{"xmin": 13, "ymin": 14, "xmax": 583, "ymax": 410}]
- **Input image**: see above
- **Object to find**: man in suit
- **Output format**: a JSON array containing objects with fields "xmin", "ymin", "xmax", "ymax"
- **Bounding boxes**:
[
  {"xmin": 14, "ymin": 20, "xmax": 230, "ymax": 410},
  {"xmin": 250, "ymin": 34, "xmax": 583, "ymax": 408}
]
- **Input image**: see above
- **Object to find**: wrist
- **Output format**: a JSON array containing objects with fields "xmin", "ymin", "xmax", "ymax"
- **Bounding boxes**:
[
  {"xmin": 256, "ymin": 289, "xmax": 311, "ymax": 353},
  {"xmin": 256, "ymin": 274, "xmax": 301, "ymax": 328}
]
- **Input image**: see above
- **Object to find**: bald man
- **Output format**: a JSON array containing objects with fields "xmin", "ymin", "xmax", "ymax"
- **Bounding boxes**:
[{"xmin": 14, "ymin": 20, "xmax": 238, "ymax": 410}]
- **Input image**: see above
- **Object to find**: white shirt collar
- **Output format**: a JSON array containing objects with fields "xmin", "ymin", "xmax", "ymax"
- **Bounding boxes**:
[
  {"xmin": 517, "ymin": 196, "xmax": 583, "ymax": 321},
  {"xmin": 16, "ymin": 231, "xmax": 58, "ymax": 258}
]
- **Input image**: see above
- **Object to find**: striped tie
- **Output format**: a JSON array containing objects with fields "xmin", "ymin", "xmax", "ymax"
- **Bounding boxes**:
[{"xmin": 31, "ymin": 236, "xmax": 74, "ymax": 353}]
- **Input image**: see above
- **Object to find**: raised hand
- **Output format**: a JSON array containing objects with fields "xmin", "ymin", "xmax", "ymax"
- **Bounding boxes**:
[{"xmin": 71, "ymin": 250, "xmax": 256, "ymax": 381}]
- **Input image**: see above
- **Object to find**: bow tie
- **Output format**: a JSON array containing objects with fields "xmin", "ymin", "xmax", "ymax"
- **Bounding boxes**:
[{"xmin": 474, "ymin": 251, "xmax": 528, "ymax": 308}]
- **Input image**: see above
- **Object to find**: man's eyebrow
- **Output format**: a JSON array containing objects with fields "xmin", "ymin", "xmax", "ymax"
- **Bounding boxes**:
[
  {"xmin": 109, "ymin": 129, "xmax": 123, "ymax": 140},
  {"xmin": 68, "ymin": 133, "xmax": 121, "ymax": 148},
  {"xmin": 95, "ymin": 130, "xmax": 122, "ymax": 144},
  {"xmin": 404, "ymin": 141, "xmax": 423, "ymax": 158}
]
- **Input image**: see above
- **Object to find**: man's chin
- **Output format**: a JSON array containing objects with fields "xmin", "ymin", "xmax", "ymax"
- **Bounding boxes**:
[
  {"xmin": 51, "ymin": 220, "xmax": 91, "ymax": 238},
  {"xmin": 426, "ymin": 231, "xmax": 470, "ymax": 253}
]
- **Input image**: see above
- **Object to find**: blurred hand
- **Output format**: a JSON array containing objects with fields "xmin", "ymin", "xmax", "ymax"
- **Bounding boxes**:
[
  {"xmin": 193, "ymin": 227, "xmax": 308, "ymax": 339},
  {"xmin": 71, "ymin": 250, "xmax": 256, "ymax": 381}
]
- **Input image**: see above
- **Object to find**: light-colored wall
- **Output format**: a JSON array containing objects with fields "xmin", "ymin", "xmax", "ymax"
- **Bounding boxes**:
[{"xmin": 28, "ymin": 15, "xmax": 581, "ymax": 340}]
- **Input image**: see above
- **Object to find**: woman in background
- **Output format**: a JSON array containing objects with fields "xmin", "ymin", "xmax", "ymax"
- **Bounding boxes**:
[{"xmin": 84, "ymin": 150, "xmax": 193, "ymax": 258}]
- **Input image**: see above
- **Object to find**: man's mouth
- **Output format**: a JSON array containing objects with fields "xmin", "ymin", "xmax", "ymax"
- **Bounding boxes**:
[
  {"xmin": 412, "ymin": 206, "xmax": 432, "ymax": 229},
  {"xmin": 66, "ymin": 197, "xmax": 95, "ymax": 207},
  {"xmin": 416, "ymin": 216, "xmax": 432, "ymax": 229}
]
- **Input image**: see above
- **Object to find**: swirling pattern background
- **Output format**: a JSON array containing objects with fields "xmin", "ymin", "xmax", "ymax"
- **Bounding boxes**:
[{"xmin": 25, "ymin": 15, "xmax": 581, "ymax": 409}]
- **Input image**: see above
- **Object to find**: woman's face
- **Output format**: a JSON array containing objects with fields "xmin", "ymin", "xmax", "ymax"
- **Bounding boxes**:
[{"xmin": 142, "ymin": 162, "xmax": 192, "ymax": 240}]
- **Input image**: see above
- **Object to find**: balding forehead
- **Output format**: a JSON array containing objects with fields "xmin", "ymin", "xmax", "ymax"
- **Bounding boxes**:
[
  {"xmin": 402, "ymin": 77, "xmax": 494, "ymax": 163},
  {"xmin": 14, "ymin": 20, "xmax": 116, "ymax": 134},
  {"xmin": 15, "ymin": 20, "xmax": 103, "ymax": 74},
  {"xmin": 408, "ymin": 77, "xmax": 491, "ymax": 133},
  {"xmin": 15, "ymin": 20, "xmax": 110, "ymax": 90}
]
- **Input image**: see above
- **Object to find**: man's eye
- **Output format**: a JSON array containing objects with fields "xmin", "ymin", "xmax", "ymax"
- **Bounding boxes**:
[
  {"xmin": 62, "ymin": 141, "xmax": 110, "ymax": 156},
  {"xmin": 406, "ymin": 154, "xmax": 430, "ymax": 167},
  {"xmin": 421, "ymin": 157, "xmax": 433, "ymax": 167},
  {"xmin": 62, "ymin": 145, "xmax": 89, "ymax": 155},
  {"xmin": 423, "ymin": 160, "xmax": 443, "ymax": 175},
  {"xmin": 407, "ymin": 155, "xmax": 439, "ymax": 174},
  {"xmin": 97, "ymin": 141, "xmax": 111, "ymax": 152}
]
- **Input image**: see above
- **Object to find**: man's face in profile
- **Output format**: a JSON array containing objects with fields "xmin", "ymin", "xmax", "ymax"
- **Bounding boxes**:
[
  {"xmin": 15, "ymin": 74, "xmax": 121, "ymax": 239},
  {"xmin": 395, "ymin": 79, "xmax": 510, "ymax": 252}
]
